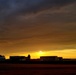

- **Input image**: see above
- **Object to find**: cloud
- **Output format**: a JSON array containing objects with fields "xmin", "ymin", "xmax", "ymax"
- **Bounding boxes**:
[
  {"xmin": 0, "ymin": 0, "xmax": 76, "ymax": 18},
  {"xmin": 0, "ymin": 0, "xmax": 76, "ymax": 54}
]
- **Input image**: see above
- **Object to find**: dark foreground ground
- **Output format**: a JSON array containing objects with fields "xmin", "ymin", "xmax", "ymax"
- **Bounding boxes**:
[{"xmin": 0, "ymin": 64, "xmax": 76, "ymax": 75}]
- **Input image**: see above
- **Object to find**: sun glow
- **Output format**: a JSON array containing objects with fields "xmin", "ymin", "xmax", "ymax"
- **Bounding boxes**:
[
  {"xmin": 38, "ymin": 51, "xmax": 45, "ymax": 56},
  {"xmin": 5, "ymin": 49, "xmax": 76, "ymax": 59},
  {"xmin": 39, "ymin": 51, "xmax": 43, "ymax": 54}
]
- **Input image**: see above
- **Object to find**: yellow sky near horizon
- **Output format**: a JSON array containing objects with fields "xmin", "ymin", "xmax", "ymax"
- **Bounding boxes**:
[{"xmin": 5, "ymin": 49, "xmax": 76, "ymax": 59}]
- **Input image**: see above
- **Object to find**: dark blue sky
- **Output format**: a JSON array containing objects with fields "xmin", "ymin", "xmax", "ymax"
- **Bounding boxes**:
[{"xmin": 0, "ymin": 0, "xmax": 76, "ymax": 56}]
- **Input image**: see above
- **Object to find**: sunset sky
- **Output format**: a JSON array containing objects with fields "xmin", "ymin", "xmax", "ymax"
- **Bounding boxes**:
[{"xmin": 0, "ymin": 0, "xmax": 76, "ymax": 59}]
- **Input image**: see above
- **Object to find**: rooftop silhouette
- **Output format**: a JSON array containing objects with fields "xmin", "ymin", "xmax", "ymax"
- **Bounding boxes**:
[{"xmin": 0, "ymin": 54, "xmax": 76, "ymax": 64}]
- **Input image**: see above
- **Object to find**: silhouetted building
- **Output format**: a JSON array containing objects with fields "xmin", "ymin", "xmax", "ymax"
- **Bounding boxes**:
[
  {"xmin": 40, "ymin": 56, "xmax": 62, "ymax": 61},
  {"xmin": 27, "ymin": 54, "xmax": 31, "ymax": 60},
  {"xmin": 58, "ymin": 57, "xmax": 63, "ymax": 60},
  {"xmin": 0, "ymin": 55, "xmax": 5, "ymax": 61},
  {"xmin": 10, "ymin": 55, "xmax": 31, "ymax": 61},
  {"xmin": 10, "ymin": 56, "xmax": 26, "ymax": 61}
]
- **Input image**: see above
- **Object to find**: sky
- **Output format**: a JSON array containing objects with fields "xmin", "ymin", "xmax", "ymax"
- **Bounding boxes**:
[{"xmin": 0, "ymin": 0, "xmax": 76, "ymax": 59}]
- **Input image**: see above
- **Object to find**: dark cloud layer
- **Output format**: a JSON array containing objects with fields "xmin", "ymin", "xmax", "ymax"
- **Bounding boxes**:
[
  {"xmin": 0, "ymin": 0, "xmax": 76, "ymax": 54},
  {"xmin": 0, "ymin": 0, "xmax": 76, "ymax": 18}
]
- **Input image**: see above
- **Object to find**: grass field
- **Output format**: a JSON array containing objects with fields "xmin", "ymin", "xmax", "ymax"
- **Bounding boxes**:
[{"xmin": 0, "ymin": 64, "xmax": 76, "ymax": 75}]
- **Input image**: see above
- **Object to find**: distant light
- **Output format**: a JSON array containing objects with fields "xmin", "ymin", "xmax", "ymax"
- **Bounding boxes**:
[{"xmin": 38, "ymin": 51, "xmax": 44, "ymax": 56}]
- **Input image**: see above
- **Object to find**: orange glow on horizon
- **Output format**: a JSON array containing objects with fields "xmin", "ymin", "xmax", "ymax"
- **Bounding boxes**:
[{"xmin": 5, "ymin": 49, "xmax": 76, "ymax": 59}]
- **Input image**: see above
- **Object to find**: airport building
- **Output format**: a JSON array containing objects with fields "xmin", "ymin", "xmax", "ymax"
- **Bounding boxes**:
[
  {"xmin": 10, "ymin": 55, "xmax": 31, "ymax": 61},
  {"xmin": 40, "ymin": 56, "xmax": 63, "ymax": 61},
  {"xmin": 0, "ymin": 55, "xmax": 5, "ymax": 61}
]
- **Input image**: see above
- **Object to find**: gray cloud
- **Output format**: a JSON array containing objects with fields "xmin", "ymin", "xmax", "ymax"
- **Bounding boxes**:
[{"xmin": 0, "ymin": 0, "xmax": 76, "ymax": 18}]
